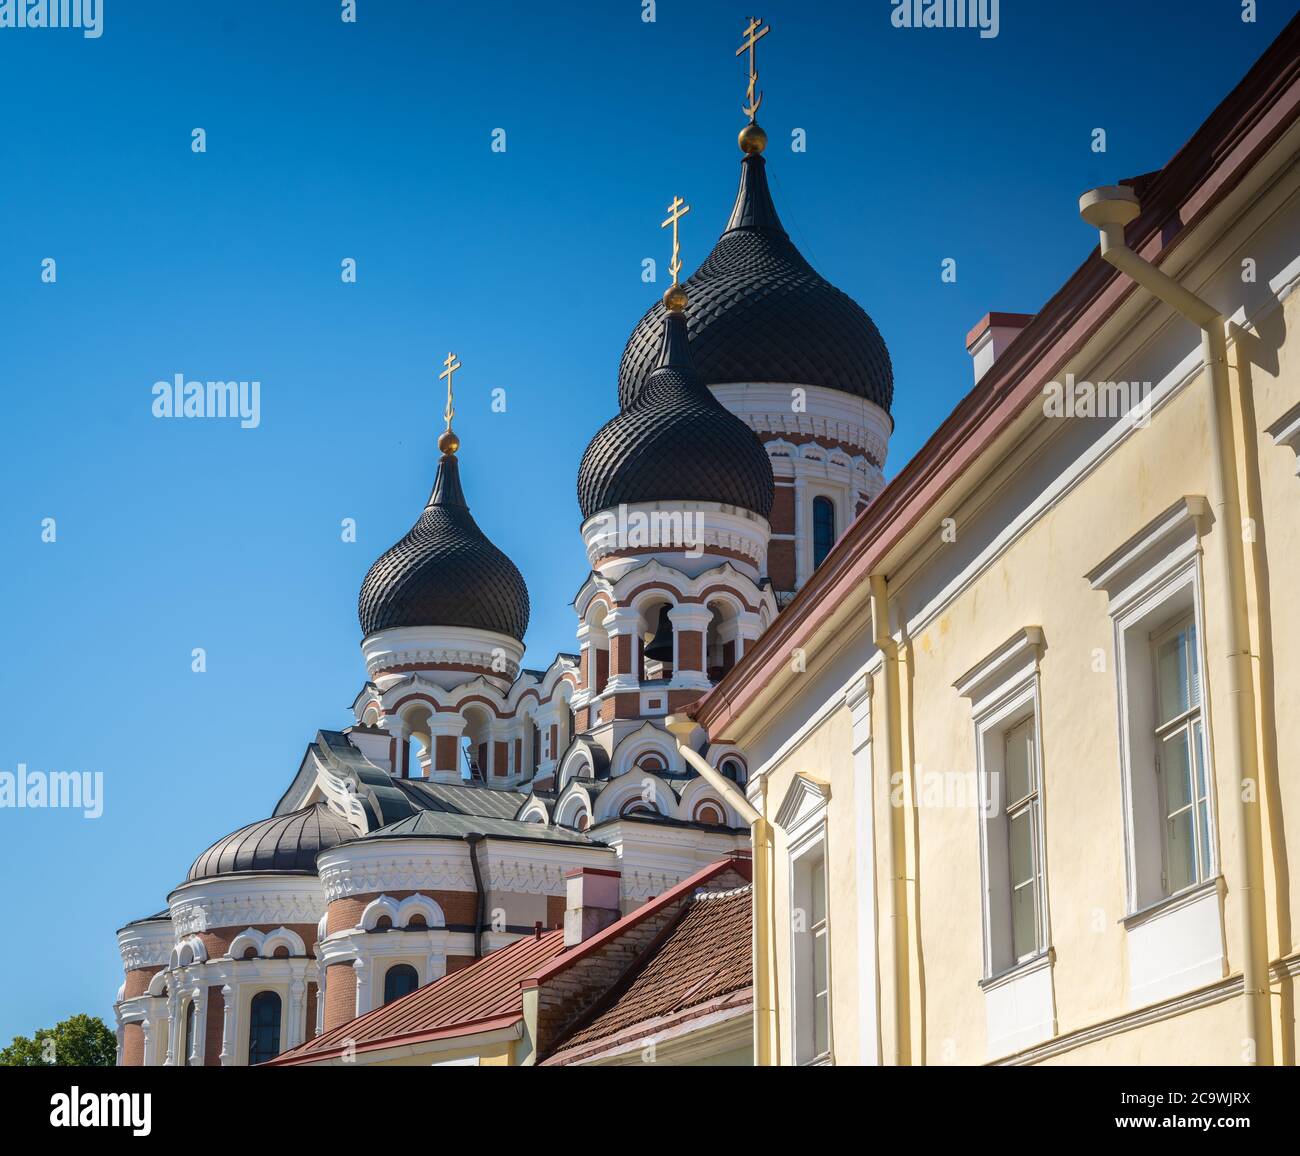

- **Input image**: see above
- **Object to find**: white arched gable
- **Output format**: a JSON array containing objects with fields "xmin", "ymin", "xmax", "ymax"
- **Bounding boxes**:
[
  {"xmin": 517, "ymin": 798, "xmax": 551, "ymax": 825},
  {"xmin": 610, "ymin": 724, "xmax": 680, "ymax": 779},
  {"xmin": 594, "ymin": 774, "xmax": 678, "ymax": 823},
  {"xmin": 359, "ymin": 895, "xmax": 402, "ymax": 931},
  {"xmin": 170, "ymin": 935, "xmax": 207, "ymax": 969},
  {"xmin": 556, "ymin": 787, "xmax": 593, "ymax": 828},
  {"xmin": 678, "ymin": 777, "xmax": 735, "ymax": 826},
  {"xmin": 395, "ymin": 894, "xmax": 446, "ymax": 929},
  {"xmin": 559, "ymin": 745, "xmax": 596, "ymax": 792}
]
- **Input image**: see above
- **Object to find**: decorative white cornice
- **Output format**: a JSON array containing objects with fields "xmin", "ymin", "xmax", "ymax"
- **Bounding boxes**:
[{"xmin": 168, "ymin": 876, "xmax": 325, "ymax": 935}]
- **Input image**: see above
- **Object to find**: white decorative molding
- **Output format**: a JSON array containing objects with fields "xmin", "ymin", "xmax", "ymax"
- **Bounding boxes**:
[
  {"xmin": 363, "ymin": 624, "xmax": 524, "ymax": 687},
  {"xmin": 981, "ymin": 950, "xmax": 1057, "ymax": 1059},
  {"xmin": 774, "ymin": 773, "xmax": 831, "ymax": 839},
  {"xmin": 1266, "ymin": 400, "xmax": 1300, "ymax": 476},
  {"xmin": 168, "ymin": 876, "xmax": 326, "ymax": 935}
]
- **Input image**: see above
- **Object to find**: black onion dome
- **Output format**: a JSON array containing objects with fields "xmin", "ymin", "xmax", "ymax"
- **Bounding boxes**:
[
  {"xmin": 618, "ymin": 152, "xmax": 893, "ymax": 412},
  {"xmin": 578, "ymin": 310, "xmax": 775, "ymax": 521},
  {"xmin": 186, "ymin": 803, "xmax": 356, "ymax": 882},
  {"xmin": 358, "ymin": 453, "xmax": 530, "ymax": 641}
]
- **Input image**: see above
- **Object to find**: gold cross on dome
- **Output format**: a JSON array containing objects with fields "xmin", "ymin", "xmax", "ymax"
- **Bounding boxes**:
[
  {"xmin": 736, "ymin": 16, "xmax": 770, "ymax": 123},
  {"xmin": 661, "ymin": 195, "xmax": 691, "ymax": 285},
  {"xmin": 438, "ymin": 351, "xmax": 461, "ymax": 431}
]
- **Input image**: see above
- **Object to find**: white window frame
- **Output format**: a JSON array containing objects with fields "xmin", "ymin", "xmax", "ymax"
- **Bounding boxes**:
[
  {"xmin": 1087, "ymin": 497, "xmax": 1220, "ymax": 915},
  {"xmin": 955, "ymin": 628, "xmax": 1052, "ymax": 981},
  {"xmin": 1087, "ymin": 497, "xmax": 1227, "ymax": 1006},
  {"xmin": 776, "ymin": 774, "xmax": 833, "ymax": 1066}
]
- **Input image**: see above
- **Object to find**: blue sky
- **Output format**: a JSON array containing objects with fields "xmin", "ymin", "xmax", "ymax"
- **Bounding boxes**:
[{"xmin": 0, "ymin": 1, "xmax": 1289, "ymax": 1044}]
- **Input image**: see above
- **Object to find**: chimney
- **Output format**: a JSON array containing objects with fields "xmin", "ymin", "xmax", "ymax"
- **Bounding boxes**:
[
  {"xmin": 965, "ymin": 312, "xmax": 1033, "ymax": 383},
  {"xmin": 563, "ymin": 867, "xmax": 622, "ymax": 947}
]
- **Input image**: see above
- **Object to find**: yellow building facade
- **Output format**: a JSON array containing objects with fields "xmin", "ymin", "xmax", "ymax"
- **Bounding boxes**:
[{"xmin": 690, "ymin": 27, "xmax": 1300, "ymax": 1066}]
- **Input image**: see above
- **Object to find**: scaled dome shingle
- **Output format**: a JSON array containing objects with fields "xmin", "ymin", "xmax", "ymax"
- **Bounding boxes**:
[
  {"xmin": 618, "ymin": 153, "xmax": 893, "ymax": 413},
  {"xmin": 358, "ymin": 452, "xmax": 530, "ymax": 642},
  {"xmin": 578, "ymin": 309, "xmax": 775, "ymax": 521}
]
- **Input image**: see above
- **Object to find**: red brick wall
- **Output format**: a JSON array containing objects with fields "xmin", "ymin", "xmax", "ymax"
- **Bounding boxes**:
[
  {"xmin": 123, "ymin": 965, "xmax": 162, "ymax": 1000},
  {"xmin": 677, "ymin": 630, "xmax": 704, "ymax": 672},
  {"xmin": 196, "ymin": 922, "xmax": 319, "ymax": 960},
  {"xmin": 120, "ymin": 1022, "xmax": 144, "ymax": 1067},
  {"xmin": 326, "ymin": 888, "xmax": 478, "ymax": 935},
  {"xmin": 769, "ymin": 482, "xmax": 795, "ymax": 533},
  {"xmin": 493, "ymin": 741, "xmax": 508, "ymax": 777},
  {"xmin": 435, "ymin": 734, "xmax": 458, "ymax": 772},
  {"xmin": 323, "ymin": 962, "xmax": 357, "ymax": 1031},
  {"xmin": 768, "ymin": 539, "xmax": 796, "ymax": 591},
  {"xmin": 203, "ymin": 985, "xmax": 224, "ymax": 1066}
]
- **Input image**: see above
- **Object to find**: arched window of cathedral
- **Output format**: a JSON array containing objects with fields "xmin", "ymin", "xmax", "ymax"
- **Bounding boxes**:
[
  {"xmin": 383, "ymin": 964, "xmax": 420, "ymax": 1005},
  {"xmin": 721, "ymin": 758, "xmax": 748, "ymax": 788},
  {"xmin": 248, "ymin": 991, "xmax": 282, "ymax": 1065},
  {"xmin": 694, "ymin": 801, "xmax": 725, "ymax": 825},
  {"xmin": 272, "ymin": 945, "xmax": 290, "ymax": 959},
  {"xmin": 577, "ymin": 813, "xmax": 590, "ymax": 831},
  {"xmin": 375, "ymin": 915, "xmax": 393, "ymax": 931},
  {"xmin": 813, "ymin": 497, "xmax": 836, "ymax": 569},
  {"xmin": 182, "ymin": 999, "xmax": 197, "ymax": 1067},
  {"xmin": 621, "ymin": 799, "xmax": 659, "ymax": 818},
  {"xmin": 408, "ymin": 913, "xmax": 427, "ymax": 928},
  {"xmin": 242, "ymin": 946, "xmax": 258, "ymax": 961},
  {"xmin": 636, "ymin": 752, "xmax": 666, "ymax": 773}
]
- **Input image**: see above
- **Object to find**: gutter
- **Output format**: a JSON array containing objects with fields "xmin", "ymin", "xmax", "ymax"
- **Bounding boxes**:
[
  {"xmin": 664, "ymin": 715, "xmax": 778, "ymax": 1066},
  {"xmin": 466, "ymin": 833, "xmax": 487, "ymax": 960},
  {"xmin": 869, "ymin": 575, "xmax": 909, "ymax": 1065},
  {"xmin": 1081, "ymin": 184, "xmax": 1272, "ymax": 1065}
]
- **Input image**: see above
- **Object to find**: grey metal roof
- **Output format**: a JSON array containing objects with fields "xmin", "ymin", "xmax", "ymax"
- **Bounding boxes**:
[
  {"xmin": 186, "ymin": 803, "xmax": 356, "ymax": 882},
  {"xmin": 394, "ymin": 778, "xmax": 529, "ymax": 821},
  {"xmin": 358, "ymin": 810, "xmax": 597, "ymax": 846}
]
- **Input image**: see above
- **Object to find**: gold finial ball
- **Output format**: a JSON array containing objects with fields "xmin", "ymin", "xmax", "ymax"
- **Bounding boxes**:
[
  {"xmin": 662, "ymin": 284, "xmax": 688, "ymax": 313},
  {"xmin": 738, "ymin": 121, "xmax": 767, "ymax": 155},
  {"xmin": 438, "ymin": 428, "xmax": 460, "ymax": 455}
]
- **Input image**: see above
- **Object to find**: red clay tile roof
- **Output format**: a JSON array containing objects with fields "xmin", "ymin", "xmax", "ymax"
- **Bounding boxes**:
[
  {"xmin": 545, "ymin": 883, "xmax": 752, "ymax": 1061},
  {"xmin": 268, "ymin": 929, "xmax": 567, "ymax": 1064}
]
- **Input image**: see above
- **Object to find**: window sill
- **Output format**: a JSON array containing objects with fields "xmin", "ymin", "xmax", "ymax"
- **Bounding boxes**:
[
  {"xmin": 1121, "ymin": 876, "xmax": 1224, "ymax": 931},
  {"xmin": 979, "ymin": 947, "xmax": 1055, "ymax": 992}
]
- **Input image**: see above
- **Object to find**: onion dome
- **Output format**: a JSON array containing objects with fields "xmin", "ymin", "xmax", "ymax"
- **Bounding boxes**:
[
  {"xmin": 357, "ymin": 447, "xmax": 530, "ymax": 642},
  {"xmin": 578, "ymin": 304, "xmax": 775, "ymax": 521},
  {"xmin": 186, "ymin": 803, "xmax": 355, "ymax": 882},
  {"xmin": 617, "ymin": 142, "xmax": 893, "ymax": 413}
]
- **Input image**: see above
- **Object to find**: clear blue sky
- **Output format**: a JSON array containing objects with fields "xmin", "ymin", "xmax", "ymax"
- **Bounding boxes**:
[{"xmin": 0, "ymin": 1, "xmax": 1289, "ymax": 1044}]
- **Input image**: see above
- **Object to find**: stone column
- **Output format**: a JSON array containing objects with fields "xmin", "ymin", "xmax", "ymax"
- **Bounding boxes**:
[
  {"xmin": 794, "ymin": 474, "xmax": 809, "ymax": 587},
  {"xmin": 219, "ymin": 984, "xmax": 236, "ymax": 1066},
  {"xmin": 353, "ymin": 958, "xmax": 370, "ymax": 1018},
  {"xmin": 668, "ymin": 604, "xmax": 712, "ymax": 691},
  {"xmin": 287, "ymin": 972, "xmax": 307, "ymax": 1051},
  {"xmin": 383, "ymin": 716, "xmax": 411, "ymax": 778},
  {"xmin": 163, "ymin": 984, "xmax": 181, "ymax": 1066},
  {"xmin": 189, "ymin": 984, "xmax": 207, "ymax": 1066}
]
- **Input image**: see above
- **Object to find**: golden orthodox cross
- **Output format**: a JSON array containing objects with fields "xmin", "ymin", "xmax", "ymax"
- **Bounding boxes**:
[
  {"xmin": 736, "ymin": 16, "xmax": 770, "ymax": 123},
  {"xmin": 661, "ymin": 196, "xmax": 691, "ymax": 285},
  {"xmin": 438, "ymin": 351, "xmax": 461, "ymax": 432}
]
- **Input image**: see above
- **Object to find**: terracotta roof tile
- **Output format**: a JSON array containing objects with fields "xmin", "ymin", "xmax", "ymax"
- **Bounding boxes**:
[
  {"xmin": 549, "ymin": 883, "xmax": 752, "ymax": 1056},
  {"xmin": 269, "ymin": 929, "xmax": 567, "ymax": 1064}
]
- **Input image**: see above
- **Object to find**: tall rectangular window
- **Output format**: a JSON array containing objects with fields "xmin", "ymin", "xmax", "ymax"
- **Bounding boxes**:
[
  {"xmin": 793, "ymin": 845, "xmax": 831, "ymax": 1063},
  {"xmin": 1004, "ymin": 716, "xmax": 1045, "ymax": 963},
  {"xmin": 1152, "ymin": 616, "xmax": 1212, "ymax": 894}
]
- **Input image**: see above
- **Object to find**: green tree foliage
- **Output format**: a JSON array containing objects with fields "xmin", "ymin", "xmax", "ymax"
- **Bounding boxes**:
[{"xmin": 0, "ymin": 1013, "xmax": 116, "ymax": 1066}]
